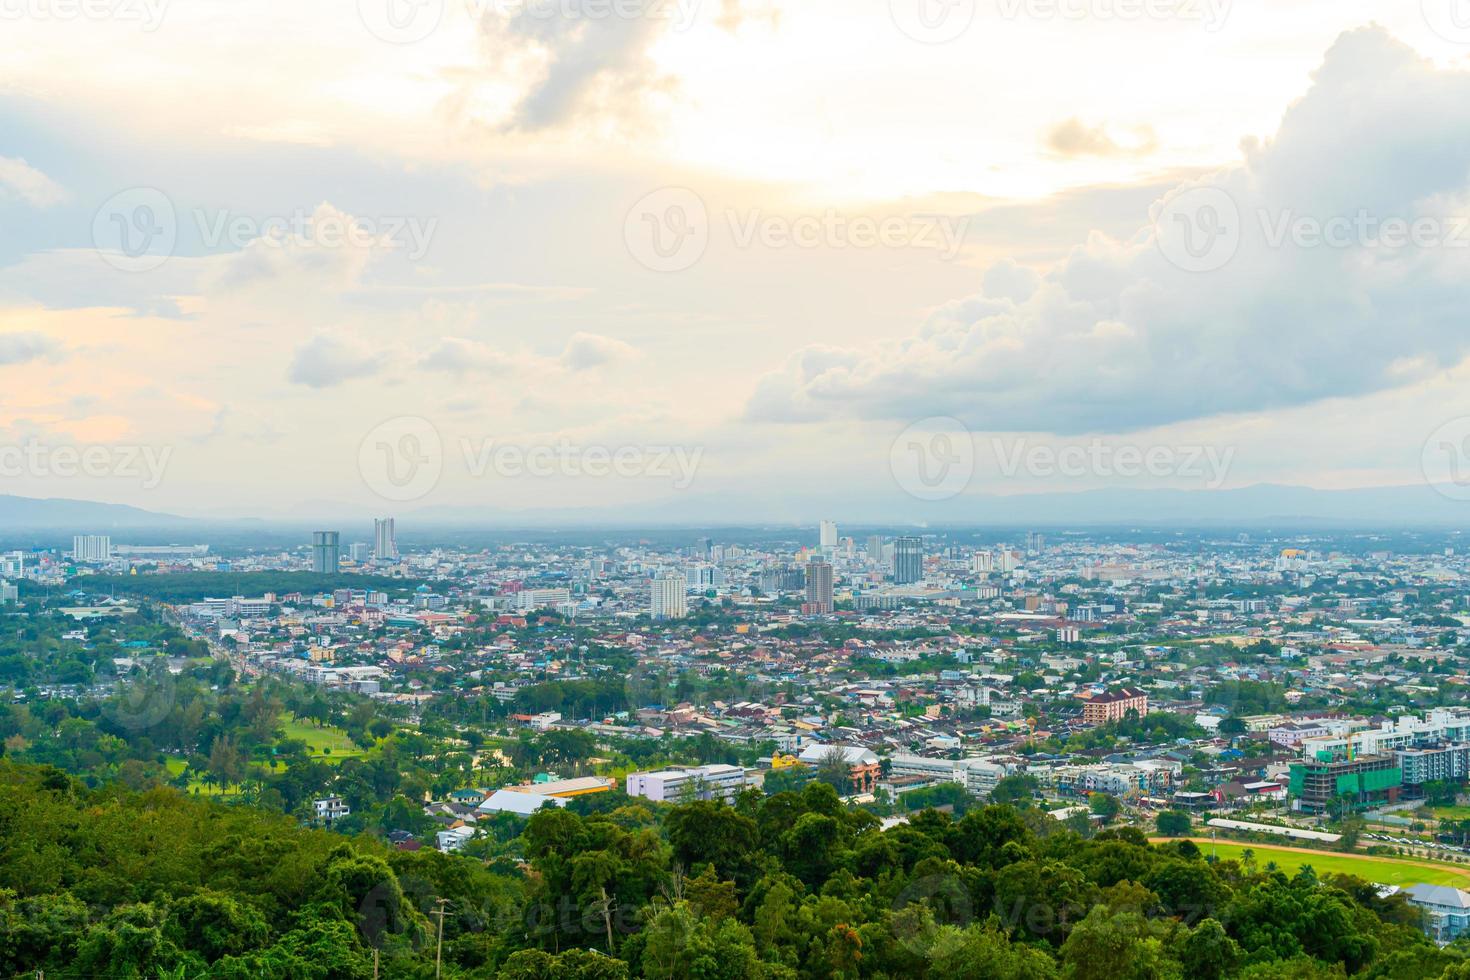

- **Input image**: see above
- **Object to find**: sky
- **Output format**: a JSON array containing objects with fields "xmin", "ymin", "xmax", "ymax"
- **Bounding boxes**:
[{"xmin": 5, "ymin": 0, "xmax": 1470, "ymax": 523}]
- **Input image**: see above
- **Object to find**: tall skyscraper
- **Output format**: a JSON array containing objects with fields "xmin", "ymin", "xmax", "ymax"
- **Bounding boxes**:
[
  {"xmin": 312, "ymin": 531, "xmax": 341, "ymax": 574},
  {"xmin": 650, "ymin": 572, "xmax": 688, "ymax": 620},
  {"xmin": 804, "ymin": 559, "xmax": 834, "ymax": 614},
  {"xmin": 894, "ymin": 536, "xmax": 923, "ymax": 585},
  {"xmin": 819, "ymin": 520, "xmax": 838, "ymax": 550},
  {"xmin": 374, "ymin": 518, "xmax": 398, "ymax": 560},
  {"xmin": 72, "ymin": 535, "xmax": 112, "ymax": 563},
  {"xmin": 866, "ymin": 535, "xmax": 884, "ymax": 558}
]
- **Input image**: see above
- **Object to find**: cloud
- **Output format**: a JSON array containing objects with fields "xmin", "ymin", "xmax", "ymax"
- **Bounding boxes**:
[
  {"xmin": 748, "ymin": 28, "xmax": 1470, "ymax": 435},
  {"xmin": 560, "ymin": 331, "xmax": 636, "ymax": 370},
  {"xmin": 1045, "ymin": 118, "xmax": 1157, "ymax": 159},
  {"xmin": 420, "ymin": 336, "xmax": 534, "ymax": 375},
  {"xmin": 288, "ymin": 333, "xmax": 381, "ymax": 388},
  {"xmin": 0, "ymin": 332, "xmax": 63, "ymax": 365},
  {"xmin": 0, "ymin": 157, "xmax": 65, "ymax": 207}
]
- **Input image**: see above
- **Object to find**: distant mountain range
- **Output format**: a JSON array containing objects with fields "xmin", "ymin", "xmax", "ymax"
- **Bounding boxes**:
[
  {"xmin": 0, "ymin": 495, "xmax": 191, "ymax": 529},
  {"xmin": 2, "ymin": 482, "xmax": 1468, "ymax": 531}
]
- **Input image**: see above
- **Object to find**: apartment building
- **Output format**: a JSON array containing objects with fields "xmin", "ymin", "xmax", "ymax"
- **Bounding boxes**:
[{"xmin": 626, "ymin": 764, "xmax": 747, "ymax": 803}]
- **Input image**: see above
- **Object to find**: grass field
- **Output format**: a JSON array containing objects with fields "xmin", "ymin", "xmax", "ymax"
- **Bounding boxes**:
[
  {"xmin": 277, "ymin": 715, "xmax": 365, "ymax": 762},
  {"xmin": 1432, "ymin": 806, "xmax": 1470, "ymax": 821},
  {"xmin": 1194, "ymin": 840, "xmax": 1470, "ymax": 887}
]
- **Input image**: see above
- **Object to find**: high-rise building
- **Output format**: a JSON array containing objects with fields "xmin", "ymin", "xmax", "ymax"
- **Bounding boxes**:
[
  {"xmin": 819, "ymin": 520, "xmax": 838, "ymax": 550},
  {"xmin": 348, "ymin": 543, "xmax": 371, "ymax": 562},
  {"xmin": 650, "ymin": 572, "xmax": 687, "ymax": 620},
  {"xmin": 972, "ymin": 551, "xmax": 994, "ymax": 574},
  {"xmin": 866, "ymin": 535, "xmax": 884, "ymax": 558},
  {"xmin": 894, "ymin": 536, "xmax": 923, "ymax": 584},
  {"xmin": 312, "ymin": 531, "xmax": 341, "ymax": 574},
  {"xmin": 0, "ymin": 553, "xmax": 22, "ymax": 578},
  {"xmin": 373, "ymin": 518, "xmax": 398, "ymax": 560},
  {"xmin": 0, "ymin": 581, "xmax": 17, "ymax": 605},
  {"xmin": 72, "ymin": 535, "xmax": 112, "ymax": 563},
  {"xmin": 804, "ymin": 559, "xmax": 834, "ymax": 614}
]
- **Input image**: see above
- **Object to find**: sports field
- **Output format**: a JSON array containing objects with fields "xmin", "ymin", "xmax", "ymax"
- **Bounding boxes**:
[{"xmin": 1160, "ymin": 838, "xmax": 1470, "ymax": 888}]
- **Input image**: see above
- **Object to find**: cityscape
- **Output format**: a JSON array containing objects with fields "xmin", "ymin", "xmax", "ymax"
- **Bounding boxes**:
[{"xmin": 12, "ymin": 0, "xmax": 1470, "ymax": 977}]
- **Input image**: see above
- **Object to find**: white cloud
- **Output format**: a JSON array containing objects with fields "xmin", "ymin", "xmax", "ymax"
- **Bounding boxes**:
[
  {"xmin": 748, "ymin": 28, "xmax": 1470, "ymax": 435},
  {"xmin": 0, "ymin": 157, "xmax": 65, "ymax": 207}
]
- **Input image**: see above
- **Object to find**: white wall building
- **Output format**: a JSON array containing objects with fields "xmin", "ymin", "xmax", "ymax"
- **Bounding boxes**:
[{"xmin": 626, "ymin": 764, "xmax": 747, "ymax": 803}]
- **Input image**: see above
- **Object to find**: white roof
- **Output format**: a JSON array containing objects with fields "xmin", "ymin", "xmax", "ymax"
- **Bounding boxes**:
[
  {"xmin": 477, "ymin": 790, "xmax": 566, "ymax": 815},
  {"xmin": 799, "ymin": 744, "xmax": 879, "ymax": 765}
]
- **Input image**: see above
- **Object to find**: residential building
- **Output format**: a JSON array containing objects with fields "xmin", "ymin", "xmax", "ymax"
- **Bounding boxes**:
[
  {"xmin": 650, "ymin": 573, "xmax": 687, "ymax": 620},
  {"xmin": 374, "ymin": 518, "xmax": 398, "ymax": 560},
  {"xmin": 894, "ymin": 536, "xmax": 923, "ymax": 584},
  {"xmin": 72, "ymin": 535, "xmax": 112, "ymax": 563},
  {"xmin": 312, "ymin": 531, "xmax": 340, "ymax": 574},
  {"xmin": 1081, "ymin": 687, "xmax": 1149, "ymax": 725},
  {"xmin": 804, "ymin": 559, "xmax": 834, "ymax": 615},
  {"xmin": 313, "ymin": 797, "xmax": 351, "ymax": 823},
  {"xmin": 1404, "ymin": 884, "xmax": 1470, "ymax": 943},
  {"xmin": 626, "ymin": 764, "xmax": 747, "ymax": 803}
]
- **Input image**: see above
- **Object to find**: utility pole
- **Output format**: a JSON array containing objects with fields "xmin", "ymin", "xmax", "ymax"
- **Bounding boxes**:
[{"xmin": 431, "ymin": 897, "xmax": 451, "ymax": 979}]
